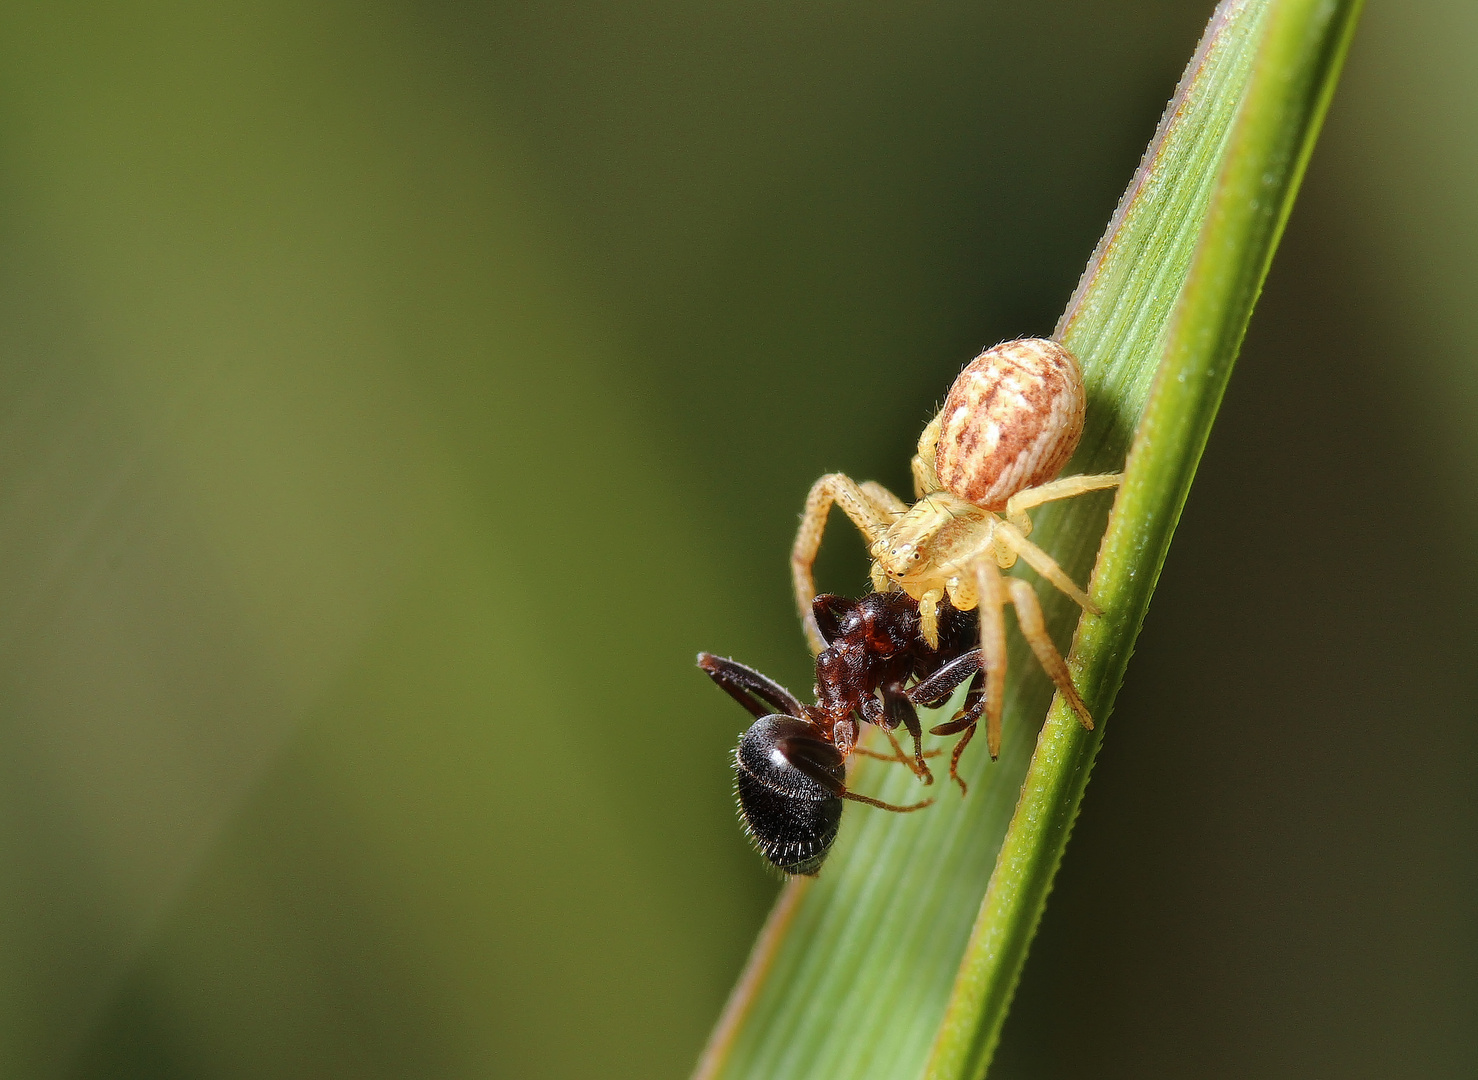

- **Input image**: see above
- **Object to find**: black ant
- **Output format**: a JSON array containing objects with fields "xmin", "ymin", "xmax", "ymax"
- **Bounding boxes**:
[{"xmin": 698, "ymin": 591, "xmax": 987, "ymax": 875}]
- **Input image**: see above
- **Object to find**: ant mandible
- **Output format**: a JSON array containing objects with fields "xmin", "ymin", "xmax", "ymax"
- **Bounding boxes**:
[{"xmin": 699, "ymin": 591, "xmax": 984, "ymax": 875}]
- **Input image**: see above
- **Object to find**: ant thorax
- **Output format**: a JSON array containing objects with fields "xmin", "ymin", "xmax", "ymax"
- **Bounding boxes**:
[{"xmin": 868, "ymin": 492, "xmax": 995, "ymax": 593}]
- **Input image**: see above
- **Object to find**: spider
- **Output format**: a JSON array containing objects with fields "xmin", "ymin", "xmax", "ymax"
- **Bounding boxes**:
[
  {"xmin": 698, "ymin": 591, "xmax": 980, "ymax": 874},
  {"xmin": 790, "ymin": 337, "xmax": 1121, "ymax": 774}
]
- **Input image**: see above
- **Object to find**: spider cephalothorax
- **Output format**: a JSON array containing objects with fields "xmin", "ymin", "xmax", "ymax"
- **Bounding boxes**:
[{"xmin": 790, "ymin": 338, "xmax": 1121, "ymax": 785}]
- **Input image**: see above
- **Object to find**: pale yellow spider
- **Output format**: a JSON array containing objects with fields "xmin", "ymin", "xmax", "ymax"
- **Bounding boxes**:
[{"xmin": 790, "ymin": 338, "xmax": 1121, "ymax": 773}]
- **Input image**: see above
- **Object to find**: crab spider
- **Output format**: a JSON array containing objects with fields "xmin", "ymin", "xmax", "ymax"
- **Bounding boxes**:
[{"xmin": 790, "ymin": 338, "xmax": 1121, "ymax": 782}]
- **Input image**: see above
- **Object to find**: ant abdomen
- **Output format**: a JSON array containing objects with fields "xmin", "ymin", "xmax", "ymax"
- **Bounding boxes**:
[{"xmin": 734, "ymin": 716, "xmax": 845, "ymax": 876}]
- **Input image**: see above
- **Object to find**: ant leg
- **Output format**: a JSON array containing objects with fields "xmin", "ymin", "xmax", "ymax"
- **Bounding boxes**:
[
  {"xmin": 922, "ymin": 667, "xmax": 986, "ymax": 735},
  {"xmin": 792, "ymin": 473, "xmax": 898, "ymax": 654},
  {"xmin": 851, "ymin": 728, "xmax": 909, "ymax": 763},
  {"xmin": 852, "ymin": 747, "xmax": 943, "ymax": 763},
  {"xmin": 1003, "ymin": 472, "xmax": 1122, "ymax": 533},
  {"xmin": 697, "ymin": 653, "xmax": 806, "ymax": 719},
  {"xmin": 842, "ymin": 790, "xmax": 935, "ymax": 813},
  {"xmin": 1004, "ymin": 578, "xmax": 1094, "ymax": 731},
  {"xmin": 909, "ymin": 650, "xmax": 982, "ymax": 709},
  {"xmin": 942, "ymin": 725, "xmax": 977, "ymax": 796},
  {"xmin": 926, "ymin": 670, "xmax": 986, "ymax": 795},
  {"xmin": 973, "ymin": 558, "xmax": 1010, "ymax": 760},
  {"xmin": 960, "ymin": 668, "xmax": 986, "ymax": 734},
  {"xmin": 785, "ymin": 742, "xmax": 935, "ymax": 812},
  {"xmin": 993, "ymin": 521, "xmax": 1100, "ymax": 615},
  {"xmin": 881, "ymin": 684, "xmax": 933, "ymax": 784},
  {"xmin": 852, "ymin": 727, "xmax": 940, "ymax": 767},
  {"xmin": 911, "ymin": 415, "xmax": 942, "ymax": 499},
  {"xmin": 848, "ymin": 693, "xmax": 933, "ymax": 782}
]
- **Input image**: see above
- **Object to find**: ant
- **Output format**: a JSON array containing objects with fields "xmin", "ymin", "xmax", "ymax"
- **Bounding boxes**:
[{"xmin": 699, "ymin": 591, "xmax": 987, "ymax": 875}]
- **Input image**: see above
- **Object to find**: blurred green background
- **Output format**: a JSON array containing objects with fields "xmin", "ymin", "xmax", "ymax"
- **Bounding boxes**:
[{"xmin": 0, "ymin": 1, "xmax": 1473, "ymax": 1077}]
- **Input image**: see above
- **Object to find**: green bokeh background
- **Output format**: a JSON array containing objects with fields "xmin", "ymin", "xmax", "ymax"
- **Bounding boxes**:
[{"xmin": 0, "ymin": 2, "xmax": 1473, "ymax": 1077}]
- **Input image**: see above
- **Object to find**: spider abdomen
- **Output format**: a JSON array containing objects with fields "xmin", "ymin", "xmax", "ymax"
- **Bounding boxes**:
[{"xmin": 934, "ymin": 338, "xmax": 1085, "ymax": 510}]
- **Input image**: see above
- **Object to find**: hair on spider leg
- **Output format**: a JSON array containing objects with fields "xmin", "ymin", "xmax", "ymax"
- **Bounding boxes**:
[{"xmin": 698, "ymin": 590, "xmax": 983, "ymax": 875}]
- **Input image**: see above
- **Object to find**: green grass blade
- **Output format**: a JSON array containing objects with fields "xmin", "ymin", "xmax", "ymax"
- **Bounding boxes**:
[
  {"xmin": 697, "ymin": 3, "xmax": 1362, "ymax": 1079},
  {"xmin": 922, "ymin": 1, "xmax": 1364, "ymax": 1076}
]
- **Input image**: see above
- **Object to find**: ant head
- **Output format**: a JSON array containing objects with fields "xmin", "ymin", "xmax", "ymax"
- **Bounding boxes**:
[{"xmin": 733, "ymin": 715, "xmax": 846, "ymax": 876}]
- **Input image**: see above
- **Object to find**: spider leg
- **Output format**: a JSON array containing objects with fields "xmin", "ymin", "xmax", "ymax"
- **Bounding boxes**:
[
  {"xmin": 1003, "ymin": 472, "xmax": 1122, "ymax": 532},
  {"xmin": 911, "ymin": 415, "xmax": 942, "ymax": 499},
  {"xmin": 697, "ymin": 653, "xmax": 807, "ymax": 719},
  {"xmin": 791, "ymin": 473, "xmax": 900, "ymax": 654},
  {"xmin": 1004, "ymin": 577, "xmax": 1094, "ymax": 731},
  {"xmin": 917, "ymin": 587, "xmax": 946, "ymax": 649},
  {"xmin": 860, "ymin": 483, "xmax": 908, "ymax": 595},
  {"xmin": 860, "ymin": 481, "xmax": 910, "ymax": 517},
  {"xmin": 972, "ymin": 557, "xmax": 1009, "ymax": 762},
  {"xmin": 993, "ymin": 520, "xmax": 1100, "ymax": 615}
]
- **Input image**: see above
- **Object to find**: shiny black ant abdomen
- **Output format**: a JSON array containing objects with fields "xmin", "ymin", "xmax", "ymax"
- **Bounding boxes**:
[{"xmin": 733, "ymin": 715, "xmax": 845, "ymax": 875}]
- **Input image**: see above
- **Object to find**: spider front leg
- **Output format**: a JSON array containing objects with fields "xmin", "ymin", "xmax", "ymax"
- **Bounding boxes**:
[
  {"xmin": 859, "ymin": 480, "xmax": 909, "ymax": 517},
  {"xmin": 791, "ymin": 473, "xmax": 903, "ymax": 654}
]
